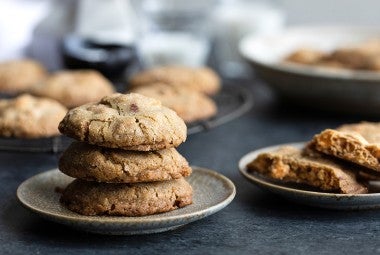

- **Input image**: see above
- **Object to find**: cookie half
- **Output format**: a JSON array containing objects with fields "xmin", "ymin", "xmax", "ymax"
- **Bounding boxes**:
[
  {"xmin": 130, "ymin": 83, "xmax": 217, "ymax": 123},
  {"xmin": 58, "ymin": 93, "xmax": 187, "ymax": 151},
  {"xmin": 128, "ymin": 66, "xmax": 220, "ymax": 95},
  {"xmin": 0, "ymin": 94, "xmax": 67, "ymax": 138},
  {"xmin": 60, "ymin": 178, "xmax": 193, "ymax": 216},
  {"xmin": 247, "ymin": 146, "xmax": 367, "ymax": 194},
  {"xmin": 309, "ymin": 123, "xmax": 380, "ymax": 172},
  {"xmin": 0, "ymin": 59, "xmax": 47, "ymax": 94},
  {"xmin": 59, "ymin": 141, "xmax": 192, "ymax": 183},
  {"xmin": 30, "ymin": 70, "xmax": 115, "ymax": 108}
]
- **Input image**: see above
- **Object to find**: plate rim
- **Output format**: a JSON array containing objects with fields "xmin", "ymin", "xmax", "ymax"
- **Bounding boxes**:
[
  {"xmin": 238, "ymin": 142, "xmax": 380, "ymax": 198},
  {"xmin": 239, "ymin": 25, "xmax": 380, "ymax": 81},
  {"xmin": 187, "ymin": 84, "xmax": 254, "ymax": 135},
  {"xmin": 17, "ymin": 166, "xmax": 236, "ymax": 225}
]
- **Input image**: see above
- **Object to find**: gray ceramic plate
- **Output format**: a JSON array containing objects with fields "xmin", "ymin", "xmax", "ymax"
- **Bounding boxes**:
[
  {"xmin": 239, "ymin": 26, "xmax": 380, "ymax": 115},
  {"xmin": 17, "ymin": 167, "xmax": 235, "ymax": 235},
  {"xmin": 239, "ymin": 142, "xmax": 380, "ymax": 210}
]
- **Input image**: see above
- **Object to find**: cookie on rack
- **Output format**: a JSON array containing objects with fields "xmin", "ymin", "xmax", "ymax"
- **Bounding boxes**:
[
  {"xmin": 130, "ymin": 83, "xmax": 217, "ymax": 123},
  {"xmin": 128, "ymin": 66, "xmax": 221, "ymax": 95},
  {"xmin": 247, "ymin": 146, "xmax": 368, "ymax": 194},
  {"xmin": 60, "ymin": 178, "xmax": 193, "ymax": 216},
  {"xmin": 0, "ymin": 59, "xmax": 47, "ymax": 94},
  {"xmin": 30, "ymin": 70, "xmax": 115, "ymax": 108},
  {"xmin": 59, "ymin": 141, "xmax": 192, "ymax": 183},
  {"xmin": 58, "ymin": 93, "xmax": 187, "ymax": 151},
  {"xmin": 308, "ymin": 122, "xmax": 380, "ymax": 172},
  {"xmin": 0, "ymin": 94, "xmax": 67, "ymax": 138}
]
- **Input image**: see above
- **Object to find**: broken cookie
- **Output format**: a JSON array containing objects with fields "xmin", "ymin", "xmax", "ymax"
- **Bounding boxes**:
[
  {"xmin": 308, "ymin": 122, "xmax": 380, "ymax": 172},
  {"xmin": 246, "ymin": 146, "xmax": 367, "ymax": 194}
]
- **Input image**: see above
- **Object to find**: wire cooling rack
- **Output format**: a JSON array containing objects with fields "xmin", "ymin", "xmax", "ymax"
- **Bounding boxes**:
[{"xmin": 0, "ymin": 83, "xmax": 253, "ymax": 153}]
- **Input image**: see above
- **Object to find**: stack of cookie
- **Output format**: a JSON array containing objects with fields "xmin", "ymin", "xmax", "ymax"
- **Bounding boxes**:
[
  {"xmin": 57, "ymin": 93, "xmax": 193, "ymax": 216},
  {"xmin": 247, "ymin": 122, "xmax": 380, "ymax": 194}
]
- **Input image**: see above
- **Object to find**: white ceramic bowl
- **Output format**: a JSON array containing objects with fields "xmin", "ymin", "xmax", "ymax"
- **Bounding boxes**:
[{"xmin": 239, "ymin": 26, "xmax": 380, "ymax": 115}]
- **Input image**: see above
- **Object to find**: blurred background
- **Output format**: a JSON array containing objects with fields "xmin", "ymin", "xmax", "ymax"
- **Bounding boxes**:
[
  {"xmin": 2, "ymin": 0, "xmax": 380, "ymax": 118},
  {"xmin": 2, "ymin": 0, "xmax": 380, "ymax": 76}
]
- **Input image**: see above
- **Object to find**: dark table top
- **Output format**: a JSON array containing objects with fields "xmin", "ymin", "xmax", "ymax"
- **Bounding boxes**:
[{"xmin": 2, "ymin": 40, "xmax": 380, "ymax": 254}]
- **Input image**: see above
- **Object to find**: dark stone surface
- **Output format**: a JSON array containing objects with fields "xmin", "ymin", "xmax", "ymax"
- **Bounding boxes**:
[{"xmin": 1, "ymin": 77, "xmax": 380, "ymax": 254}]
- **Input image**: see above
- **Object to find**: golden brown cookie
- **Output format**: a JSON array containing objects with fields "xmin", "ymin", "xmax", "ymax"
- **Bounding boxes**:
[
  {"xmin": 130, "ymin": 83, "xmax": 217, "ymax": 123},
  {"xmin": 368, "ymin": 56, "xmax": 380, "ymax": 71},
  {"xmin": 0, "ymin": 94, "xmax": 67, "ymax": 138},
  {"xmin": 329, "ymin": 48, "xmax": 373, "ymax": 69},
  {"xmin": 309, "ymin": 123, "xmax": 380, "ymax": 172},
  {"xmin": 29, "ymin": 70, "xmax": 115, "ymax": 108},
  {"xmin": 128, "ymin": 66, "xmax": 221, "ymax": 95},
  {"xmin": 59, "ymin": 141, "xmax": 192, "ymax": 183},
  {"xmin": 60, "ymin": 178, "xmax": 193, "ymax": 216},
  {"xmin": 247, "ymin": 146, "xmax": 367, "ymax": 194},
  {"xmin": 58, "ymin": 93, "xmax": 187, "ymax": 151},
  {"xmin": 0, "ymin": 59, "xmax": 47, "ymax": 94},
  {"xmin": 284, "ymin": 48, "xmax": 326, "ymax": 65},
  {"xmin": 337, "ymin": 122, "xmax": 380, "ymax": 142}
]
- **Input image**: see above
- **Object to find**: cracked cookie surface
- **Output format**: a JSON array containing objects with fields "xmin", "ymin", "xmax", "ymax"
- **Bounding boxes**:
[
  {"xmin": 128, "ymin": 66, "xmax": 221, "ymax": 95},
  {"xmin": 130, "ymin": 83, "xmax": 217, "ymax": 123},
  {"xmin": 247, "ymin": 146, "xmax": 367, "ymax": 194},
  {"xmin": 60, "ymin": 178, "xmax": 193, "ymax": 216},
  {"xmin": 58, "ymin": 93, "xmax": 187, "ymax": 151},
  {"xmin": 30, "ymin": 70, "xmax": 115, "ymax": 108},
  {"xmin": 0, "ymin": 94, "xmax": 67, "ymax": 138},
  {"xmin": 59, "ymin": 141, "xmax": 192, "ymax": 183}
]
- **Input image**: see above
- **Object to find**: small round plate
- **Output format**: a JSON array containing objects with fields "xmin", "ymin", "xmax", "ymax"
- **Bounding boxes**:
[
  {"xmin": 239, "ymin": 142, "xmax": 380, "ymax": 210},
  {"xmin": 17, "ymin": 167, "xmax": 235, "ymax": 235}
]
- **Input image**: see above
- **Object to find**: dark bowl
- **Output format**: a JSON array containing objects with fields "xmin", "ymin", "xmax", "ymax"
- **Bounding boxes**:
[{"xmin": 62, "ymin": 35, "xmax": 138, "ymax": 79}]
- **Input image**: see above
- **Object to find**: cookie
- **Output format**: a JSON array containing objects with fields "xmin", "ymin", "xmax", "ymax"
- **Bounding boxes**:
[
  {"xmin": 284, "ymin": 49, "xmax": 326, "ymax": 65},
  {"xmin": 29, "ymin": 70, "xmax": 115, "ymax": 108},
  {"xmin": 128, "ymin": 66, "xmax": 221, "ymax": 95},
  {"xmin": 58, "ymin": 93, "xmax": 187, "ymax": 151},
  {"xmin": 309, "ymin": 123, "xmax": 380, "ymax": 172},
  {"xmin": 247, "ymin": 146, "xmax": 367, "ymax": 194},
  {"xmin": 0, "ymin": 94, "xmax": 67, "ymax": 138},
  {"xmin": 59, "ymin": 141, "xmax": 192, "ymax": 183},
  {"xmin": 329, "ymin": 48, "xmax": 372, "ymax": 69},
  {"xmin": 60, "ymin": 178, "xmax": 193, "ymax": 216},
  {"xmin": 368, "ymin": 56, "xmax": 380, "ymax": 71},
  {"xmin": 337, "ymin": 122, "xmax": 380, "ymax": 142},
  {"xmin": 130, "ymin": 83, "xmax": 217, "ymax": 123},
  {"xmin": 0, "ymin": 59, "xmax": 47, "ymax": 94}
]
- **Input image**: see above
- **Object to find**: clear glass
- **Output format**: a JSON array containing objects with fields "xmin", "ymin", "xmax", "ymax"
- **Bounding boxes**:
[
  {"xmin": 134, "ymin": 0, "xmax": 215, "ymax": 68},
  {"xmin": 212, "ymin": 0, "xmax": 285, "ymax": 77}
]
